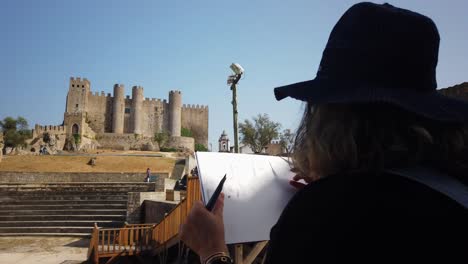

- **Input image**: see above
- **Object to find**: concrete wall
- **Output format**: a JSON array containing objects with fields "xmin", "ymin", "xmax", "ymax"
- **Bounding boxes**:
[
  {"xmin": 143, "ymin": 200, "xmax": 178, "ymax": 224},
  {"xmin": 126, "ymin": 190, "xmax": 179, "ymax": 223},
  {"xmin": 0, "ymin": 172, "xmax": 169, "ymax": 183}
]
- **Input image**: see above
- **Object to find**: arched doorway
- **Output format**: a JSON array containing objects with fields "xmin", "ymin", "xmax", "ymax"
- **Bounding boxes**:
[{"xmin": 72, "ymin": 124, "xmax": 79, "ymax": 135}]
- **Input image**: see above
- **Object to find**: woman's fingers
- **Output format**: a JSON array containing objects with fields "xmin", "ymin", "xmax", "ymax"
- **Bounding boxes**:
[
  {"xmin": 289, "ymin": 180, "xmax": 307, "ymax": 189},
  {"xmin": 212, "ymin": 193, "xmax": 225, "ymax": 218}
]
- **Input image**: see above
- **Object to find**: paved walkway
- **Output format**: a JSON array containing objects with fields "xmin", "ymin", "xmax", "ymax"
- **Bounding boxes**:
[{"xmin": 0, "ymin": 236, "xmax": 89, "ymax": 264}]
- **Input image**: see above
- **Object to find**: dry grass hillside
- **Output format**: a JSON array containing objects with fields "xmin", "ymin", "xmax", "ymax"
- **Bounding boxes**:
[{"xmin": 0, "ymin": 155, "xmax": 176, "ymax": 173}]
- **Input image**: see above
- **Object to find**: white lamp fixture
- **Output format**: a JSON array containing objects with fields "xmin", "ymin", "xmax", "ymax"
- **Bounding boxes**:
[{"xmin": 230, "ymin": 63, "xmax": 244, "ymax": 75}]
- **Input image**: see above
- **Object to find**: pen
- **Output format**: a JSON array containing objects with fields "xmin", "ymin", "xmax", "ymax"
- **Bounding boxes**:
[{"xmin": 205, "ymin": 174, "xmax": 227, "ymax": 211}]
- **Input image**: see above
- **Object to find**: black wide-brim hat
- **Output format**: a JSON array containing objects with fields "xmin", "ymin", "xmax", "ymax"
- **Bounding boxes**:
[{"xmin": 274, "ymin": 2, "xmax": 468, "ymax": 123}]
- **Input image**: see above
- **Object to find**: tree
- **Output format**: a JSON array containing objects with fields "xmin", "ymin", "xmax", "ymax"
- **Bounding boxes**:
[
  {"xmin": 279, "ymin": 129, "xmax": 295, "ymax": 155},
  {"xmin": 0, "ymin": 116, "xmax": 32, "ymax": 152},
  {"xmin": 195, "ymin": 143, "xmax": 208, "ymax": 152},
  {"xmin": 239, "ymin": 114, "xmax": 281, "ymax": 153},
  {"xmin": 154, "ymin": 131, "xmax": 169, "ymax": 148}
]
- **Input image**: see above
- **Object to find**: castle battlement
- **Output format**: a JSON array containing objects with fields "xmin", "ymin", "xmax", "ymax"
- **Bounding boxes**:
[
  {"xmin": 32, "ymin": 124, "xmax": 67, "ymax": 138},
  {"xmin": 143, "ymin": 97, "xmax": 164, "ymax": 103},
  {"xmin": 70, "ymin": 76, "xmax": 90, "ymax": 87},
  {"xmin": 182, "ymin": 104, "xmax": 208, "ymax": 110},
  {"xmin": 169, "ymin": 90, "xmax": 182, "ymax": 95},
  {"xmin": 132, "ymin": 86, "xmax": 144, "ymax": 91}
]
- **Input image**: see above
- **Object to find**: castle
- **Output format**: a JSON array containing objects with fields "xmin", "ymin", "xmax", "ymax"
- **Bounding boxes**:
[{"xmin": 32, "ymin": 77, "xmax": 208, "ymax": 151}]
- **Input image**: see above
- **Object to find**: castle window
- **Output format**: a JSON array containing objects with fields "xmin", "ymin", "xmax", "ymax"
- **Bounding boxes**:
[
  {"xmin": 72, "ymin": 84, "xmax": 75, "ymax": 87},
  {"xmin": 125, "ymin": 108, "xmax": 131, "ymax": 114},
  {"xmin": 82, "ymin": 85, "xmax": 84, "ymax": 88},
  {"xmin": 76, "ymin": 104, "xmax": 78, "ymax": 107}
]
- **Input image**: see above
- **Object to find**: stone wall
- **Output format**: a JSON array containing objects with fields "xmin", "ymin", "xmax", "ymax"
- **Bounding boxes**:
[
  {"xmin": 32, "ymin": 125, "xmax": 67, "ymax": 139},
  {"xmin": 95, "ymin": 133, "xmax": 157, "ymax": 151},
  {"xmin": 0, "ymin": 172, "xmax": 169, "ymax": 183},
  {"xmin": 166, "ymin": 136, "xmax": 195, "ymax": 152},
  {"xmin": 141, "ymin": 98, "xmax": 166, "ymax": 136},
  {"xmin": 87, "ymin": 92, "xmax": 113, "ymax": 133},
  {"xmin": 126, "ymin": 191, "xmax": 179, "ymax": 223},
  {"xmin": 181, "ymin": 104, "xmax": 209, "ymax": 147}
]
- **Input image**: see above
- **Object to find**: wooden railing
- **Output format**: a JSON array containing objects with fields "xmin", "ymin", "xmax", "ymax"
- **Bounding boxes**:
[
  {"xmin": 87, "ymin": 177, "xmax": 202, "ymax": 263},
  {"xmin": 152, "ymin": 177, "xmax": 201, "ymax": 248}
]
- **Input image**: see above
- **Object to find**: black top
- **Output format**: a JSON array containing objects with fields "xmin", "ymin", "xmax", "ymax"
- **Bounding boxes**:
[{"xmin": 265, "ymin": 171, "xmax": 468, "ymax": 263}]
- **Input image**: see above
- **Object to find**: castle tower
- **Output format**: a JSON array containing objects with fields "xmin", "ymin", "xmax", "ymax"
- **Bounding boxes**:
[
  {"xmin": 218, "ymin": 130, "xmax": 230, "ymax": 152},
  {"xmin": 66, "ymin": 77, "xmax": 90, "ymax": 113},
  {"xmin": 131, "ymin": 86, "xmax": 144, "ymax": 134},
  {"xmin": 112, "ymin": 84, "xmax": 125, "ymax": 134},
  {"xmin": 169, "ymin": 90, "xmax": 182, "ymax": 137}
]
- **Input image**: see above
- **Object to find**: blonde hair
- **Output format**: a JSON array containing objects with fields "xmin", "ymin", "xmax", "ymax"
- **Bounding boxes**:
[{"xmin": 292, "ymin": 103, "xmax": 468, "ymax": 181}]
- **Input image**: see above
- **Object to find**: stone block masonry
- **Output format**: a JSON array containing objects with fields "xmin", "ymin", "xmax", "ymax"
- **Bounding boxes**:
[{"xmin": 58, "ymin": 77, "xmax": 209, "ymax": 149}]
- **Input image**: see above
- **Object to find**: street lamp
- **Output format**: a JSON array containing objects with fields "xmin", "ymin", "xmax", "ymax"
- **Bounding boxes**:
[{"xmin": 227, "ymin": 63, "xmax": 244, "ymax": 153}]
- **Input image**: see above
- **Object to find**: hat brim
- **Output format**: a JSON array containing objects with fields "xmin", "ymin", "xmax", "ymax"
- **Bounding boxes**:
[{"xmin": 274, "ymin": 79, "xmax": 468, "ymax": 123}]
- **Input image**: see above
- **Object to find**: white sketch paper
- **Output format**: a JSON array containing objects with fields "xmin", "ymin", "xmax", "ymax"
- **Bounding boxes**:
[{"xmin": 195, "ymin": 152, "xmax": 297, "ymax": 244}]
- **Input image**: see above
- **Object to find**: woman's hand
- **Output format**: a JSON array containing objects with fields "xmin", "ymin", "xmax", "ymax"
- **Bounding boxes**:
[
  {"xmin": 289, "ymin": 172, "xmax": 317, "ymax": 189},
  {"xmin": 180, "ymin": 193, "xmax": 228, "ymax": 261}
]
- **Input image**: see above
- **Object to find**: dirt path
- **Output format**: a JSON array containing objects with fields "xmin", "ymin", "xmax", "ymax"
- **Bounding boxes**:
[
  {"xmin": 0, "ymin": 155, "xmax": 176, "ymax": 173},
  {"xmin": 0, "ymin": 236, "xmax": 89, "ymax": 264}
]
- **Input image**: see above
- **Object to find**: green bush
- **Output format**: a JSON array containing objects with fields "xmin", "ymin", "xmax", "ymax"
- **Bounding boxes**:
[
  {"xmin": 73, "ymin": 134, "xmax": 81, "ymax": 145},
  {"xmin": 181, "ymin": 127, "xmax": 193, "ymax": 137},
  {"xmin": 160, "ymin": 147, "xmax": 177, "ymax": 152},
  {"xmin": 195, "ymin": 143, "xmax": 208, "ymax": 152},
  {"xmin": 154, "ymin": 132, "xmax": 169, "ymax": 148}
]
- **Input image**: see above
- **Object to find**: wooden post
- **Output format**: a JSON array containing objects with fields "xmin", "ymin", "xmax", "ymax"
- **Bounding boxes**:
[
  {"xmin": 235, "ymin": 244, "xmax": 243, "ymax": 264},
  {"xmin": 243, "ymin": 241, "xmax": 268, "ymax": 264}
]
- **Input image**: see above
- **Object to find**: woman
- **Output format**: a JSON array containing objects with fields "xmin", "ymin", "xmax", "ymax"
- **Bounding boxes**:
[{"xmin": 180, "ymin": 3, "xmax": 468, "ymax": 263}]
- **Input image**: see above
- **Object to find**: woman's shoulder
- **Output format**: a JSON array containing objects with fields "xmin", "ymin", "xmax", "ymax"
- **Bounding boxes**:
[{"xmin": 283, "ymin": 169, "xmax": 467, "ymax": 225}]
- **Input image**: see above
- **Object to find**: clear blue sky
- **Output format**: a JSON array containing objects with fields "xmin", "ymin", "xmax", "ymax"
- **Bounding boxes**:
[{"xmin": 1, "ymin": 0, "xmax": 467, "ymax": 151}]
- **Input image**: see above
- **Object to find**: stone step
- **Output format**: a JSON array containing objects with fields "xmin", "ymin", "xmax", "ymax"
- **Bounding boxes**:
[
  {"xmin": 0, "ymin": 182, "xmax": 154, "ymax": 186},
  {"xmin": 0, "ymin": 204, "xmax": 127, "ymax": 210},
  {"xmin": 0, "ymin": 187, "xmax": 153, "ymax": 192},
  {"xmin": 0, "ymin": 209, "xmax": 127, "ymax": 216},
  {"xmin": 0, "ymin": 183, "xmax": 154, "ymax": 188},
  {"xmin": 0, "ymin": 214, "xmax": 126, "ymax": 221},
  {"xmin": 0, "ymin": 220, "xmax": 124, "ymax": 228},
  {"xmin": 0, "ymin": 194, "xmax": 129, "ymax": 201},
  {"xmin": 0, "ymin": 200, "xmax": 128, "ymax": 205},
  {"xmin": 0, "ymin": 226, "xmax": 94, "ymax": 234}
]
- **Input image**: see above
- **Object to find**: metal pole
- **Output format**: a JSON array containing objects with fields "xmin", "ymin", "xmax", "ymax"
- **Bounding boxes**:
[{"xmin": 232, "ymin": 81, "xmax": 239, "ymax": 153}]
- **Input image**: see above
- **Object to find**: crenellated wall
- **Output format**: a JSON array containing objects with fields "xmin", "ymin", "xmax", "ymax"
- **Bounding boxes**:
[
  {"xmin": 87, "ymin": 92, "xmax": 113, "ymax": 133},
  {"xmin": 181, "ymin": 104, "xmax": 209, "ymax": 147},
  {"xmin": 32, "ymin": 125, "xmax": 67, "ymax": 138}
]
